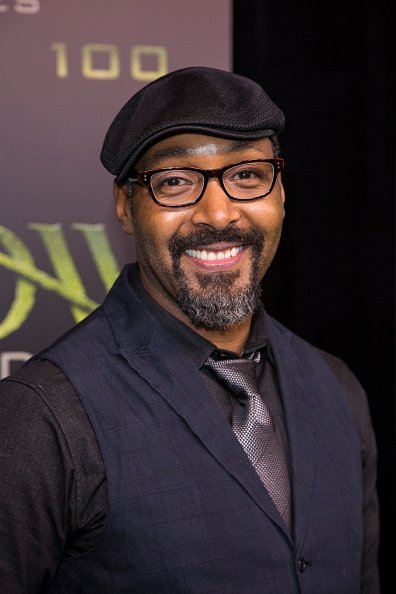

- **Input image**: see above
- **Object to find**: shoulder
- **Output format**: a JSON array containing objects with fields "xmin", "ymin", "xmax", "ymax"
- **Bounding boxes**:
[
  {"xmin": 2, "ymin": 357, "xmax": 87, "ymax": 424},
  {"xmin": 315, "ymin": 348, "xmax": 365, "ymax": 400},
  {"xmin": 314, "ymin": 348, "xmax": 376, "ymax": 458},
  {"xmin": 0, "ymin": 358, "xmax": 70, "ymax": 444},
  {"xmin": 0, "ymin": 357, "xmax": 103, "ymax": 472},
  {"xmin": 3, "ymin": 356, "xmax": 71, "ymax": 391}
]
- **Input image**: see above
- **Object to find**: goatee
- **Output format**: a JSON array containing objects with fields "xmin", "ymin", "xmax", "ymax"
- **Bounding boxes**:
[{"xmin": 168, "ymin": 227, "xmax": 264, "ymax": 329}]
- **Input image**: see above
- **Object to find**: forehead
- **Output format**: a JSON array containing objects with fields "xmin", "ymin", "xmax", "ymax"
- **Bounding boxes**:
[{"xmin": 135, "ymin": 133, "xmax": 274, "ymax": 170}]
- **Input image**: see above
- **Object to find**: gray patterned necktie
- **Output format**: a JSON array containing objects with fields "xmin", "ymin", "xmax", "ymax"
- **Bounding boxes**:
[{"xmin": 205, "ymin": 351, "xmax": 292, "ymax": 529}]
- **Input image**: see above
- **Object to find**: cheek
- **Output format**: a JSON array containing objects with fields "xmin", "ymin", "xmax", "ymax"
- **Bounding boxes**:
[
  {"xmin": 249, "ymin": 201, "xmax": 285, "ymax": 234},
  {"xmin": 133, "ymin": 206, "xmax": 186, "ymax": 252}
]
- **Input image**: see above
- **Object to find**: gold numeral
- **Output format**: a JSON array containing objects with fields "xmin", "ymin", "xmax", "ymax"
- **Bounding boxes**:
[
  {"xmin": 50, "ymin": 43, "xmax": 68, "ymax": 79},
  {"xmin": 81, "ymin": 44, "xmax": 120, "ymax": 80},
  {"xmin": 131, "ymin": 45, "xmax": 168, "ymax": 81}
]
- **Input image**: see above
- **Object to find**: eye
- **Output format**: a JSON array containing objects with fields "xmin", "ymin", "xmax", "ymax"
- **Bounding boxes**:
[
  {"xmin": 232, "ymin": 169, "xmax": 257, "ymax": 181},
  {"xmin": 151, "ymin": 170, "xmax": 199, "ymax": 198},
  {"xmin": 229, "ymin": 167, "xmax": 263, "ymax": 186},
  {"xmin": 227, "ymin": 162, "xmax": 274, "ymax": 187},
  {"xmin": 160, "ymin": 175, "xmax": 191, "ymax": 188}
]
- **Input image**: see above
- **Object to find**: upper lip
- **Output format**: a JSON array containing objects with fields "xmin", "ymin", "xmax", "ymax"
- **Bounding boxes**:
[{"xmin": 185, "ymin": 242, "xmax": 244, "ymax": 252}]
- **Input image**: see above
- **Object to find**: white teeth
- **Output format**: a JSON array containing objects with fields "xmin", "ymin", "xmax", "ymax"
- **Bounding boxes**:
[{"xmin": 185, "ymin": 246, "xmax": 243, "ymax": 261}]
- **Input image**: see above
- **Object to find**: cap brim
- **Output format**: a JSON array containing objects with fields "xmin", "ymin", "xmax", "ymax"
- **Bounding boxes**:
[{"xmin": 116, "ymin": 124, "xmax": 276, "ymax": 182}]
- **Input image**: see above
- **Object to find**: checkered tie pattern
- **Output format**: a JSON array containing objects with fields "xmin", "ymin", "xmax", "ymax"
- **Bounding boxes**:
[{"xmin": 205, "ymin": 351, "xmax": 292, "ymax": 529}]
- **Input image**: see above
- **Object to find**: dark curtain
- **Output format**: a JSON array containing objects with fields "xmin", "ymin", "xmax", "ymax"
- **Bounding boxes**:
[{"xmin": 233, "ymin": 0, "xmax": 395, "ymax": 587}]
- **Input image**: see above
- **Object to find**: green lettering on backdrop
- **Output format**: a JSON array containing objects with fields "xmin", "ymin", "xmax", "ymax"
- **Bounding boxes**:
[
  {"xmin": 0, "ymin": 223, "xmax": 120, "ymax": 339},
  {"xmin": 71, "ymin": 223, "xmax": 120, "ymax": 291},
  {"xmin": 0, "ymin": 226, "xmax": 36, "ymax": 339}
]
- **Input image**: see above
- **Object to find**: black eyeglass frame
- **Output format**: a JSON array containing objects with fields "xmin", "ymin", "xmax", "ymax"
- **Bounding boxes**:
[{"xmin": 127, "ymin": 158, "xmax": 284, "ymax": 207}]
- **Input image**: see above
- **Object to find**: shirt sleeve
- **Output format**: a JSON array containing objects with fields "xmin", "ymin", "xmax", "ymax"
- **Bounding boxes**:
[{"xmin": 0, "ymin": 359, "xmax": 106, "ymax": 593}]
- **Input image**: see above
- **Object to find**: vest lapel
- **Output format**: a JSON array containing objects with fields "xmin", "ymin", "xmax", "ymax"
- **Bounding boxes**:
[{"xmin": 266, "ymin": 318, "xmax": 316, "ymax": 548}]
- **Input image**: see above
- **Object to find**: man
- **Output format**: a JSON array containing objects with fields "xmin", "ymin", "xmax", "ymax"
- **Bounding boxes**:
[{"xmin": 0, "ymin": 67, "xmax": 379, "ymax": 593}]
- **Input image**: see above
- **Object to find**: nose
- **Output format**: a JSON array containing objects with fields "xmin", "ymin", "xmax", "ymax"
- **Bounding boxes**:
[{"xmin": 190, "ymin": 178, "xmax": 241, "ymax": 229}]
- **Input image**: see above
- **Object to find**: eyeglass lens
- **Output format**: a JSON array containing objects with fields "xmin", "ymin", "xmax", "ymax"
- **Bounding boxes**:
[{"xmin": 150, "ymin": 161, "xmax": 275, "ymax": 206}]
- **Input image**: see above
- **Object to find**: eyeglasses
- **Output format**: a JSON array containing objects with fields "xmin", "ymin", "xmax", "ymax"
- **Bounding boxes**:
[{"xmin": 127, "ymin": 158, "xmax": 284, "ymax": 207}]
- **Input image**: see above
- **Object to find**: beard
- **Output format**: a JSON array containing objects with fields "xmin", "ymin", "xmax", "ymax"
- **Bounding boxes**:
[{"xmin": 168, "ymin": 226, "xmax": 264, "ymax": 329}]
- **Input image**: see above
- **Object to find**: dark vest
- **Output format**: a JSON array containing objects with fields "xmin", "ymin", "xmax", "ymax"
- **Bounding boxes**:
[{"xmin": 44, "ymin": 265, "xmax": 363, "ymax": 593}]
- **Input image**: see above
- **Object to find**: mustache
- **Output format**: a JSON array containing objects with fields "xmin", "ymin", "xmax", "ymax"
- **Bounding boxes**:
[{"xmin": 168, "ymin": 227, "xmax": 264, "ymax": 258}]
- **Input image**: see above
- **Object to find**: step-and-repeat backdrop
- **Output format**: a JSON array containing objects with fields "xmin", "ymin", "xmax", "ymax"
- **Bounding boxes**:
[{"xmin": 0, "ymin": 0, "xmax": 231, "ymax": 377}]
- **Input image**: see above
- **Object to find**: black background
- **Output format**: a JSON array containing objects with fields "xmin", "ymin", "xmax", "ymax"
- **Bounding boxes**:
[{"xmin": 234, "ymin": 0, "xmax": 395, "ymax": 588}]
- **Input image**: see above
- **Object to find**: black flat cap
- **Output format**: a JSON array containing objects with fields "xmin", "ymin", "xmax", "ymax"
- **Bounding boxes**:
[{"xmin": 100, "ymin": 66, "xmax": 285, "ymax": 182}]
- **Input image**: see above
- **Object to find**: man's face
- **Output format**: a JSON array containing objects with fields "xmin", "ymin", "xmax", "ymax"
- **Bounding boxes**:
[{"xmin": 114, "ymin": 133, "xmax": 285, "ymax": 329}]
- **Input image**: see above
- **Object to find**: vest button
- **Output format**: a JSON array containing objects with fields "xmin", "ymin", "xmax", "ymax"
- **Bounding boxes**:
[{"xmin": 298, "ymin": 557, "xmax": 310, "ymax": 573}]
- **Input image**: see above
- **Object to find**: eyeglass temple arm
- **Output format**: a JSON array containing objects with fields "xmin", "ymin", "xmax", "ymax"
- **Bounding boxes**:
[{"xmin": 125, "ymin": 177, "xmax": 138, "ymax": 200}]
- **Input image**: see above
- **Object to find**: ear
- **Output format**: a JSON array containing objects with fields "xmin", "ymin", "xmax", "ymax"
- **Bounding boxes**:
[
  {"xmin": 279, "ymin": 179, "xmax": 286, "ymax": 216},
  {"xmin": 113, "ymin": 181, "xmax": 134, "ymax": 235}
]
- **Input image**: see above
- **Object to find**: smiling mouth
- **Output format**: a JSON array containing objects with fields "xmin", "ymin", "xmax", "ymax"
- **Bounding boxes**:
[{"xmin": 185, "ymin": 245, "xmax": 244, "ymax": 261}]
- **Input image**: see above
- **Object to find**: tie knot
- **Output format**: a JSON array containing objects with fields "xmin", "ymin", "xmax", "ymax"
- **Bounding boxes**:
[{"xmin": 205, "ymin": 351, "xmax": 261, "ymax": 401}]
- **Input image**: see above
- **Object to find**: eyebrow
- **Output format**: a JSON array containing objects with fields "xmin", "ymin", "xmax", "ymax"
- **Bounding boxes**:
[{"xmin": 145, "ymin": 140, "xmax": 260, "ymax": 168}]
